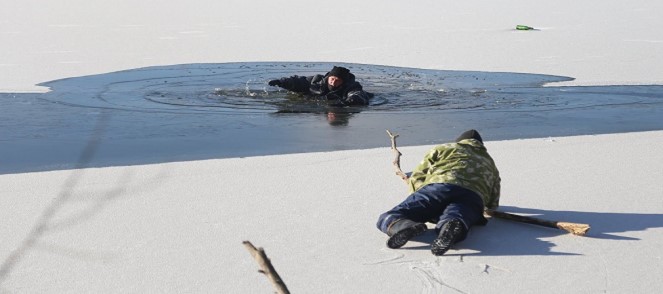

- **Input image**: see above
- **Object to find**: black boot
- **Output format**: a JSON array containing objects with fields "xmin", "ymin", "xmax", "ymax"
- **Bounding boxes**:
[
  {"xmin": 431, "ymin": 218, "xmax": 467, "ymax": 256},
  {"xmin": 386, "ymin": 219, "xmax": 427, "ymax": 249}
]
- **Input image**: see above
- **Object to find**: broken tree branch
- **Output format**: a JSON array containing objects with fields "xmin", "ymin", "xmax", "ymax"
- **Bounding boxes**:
[
  {"xmin": 386, "ymin": 130, "xmax": 409, "ymax": 184},
  {"xmin": 385, "ymin": 130, "xmax": 590, "ymax": 236},
  {"xmin": 242, "ymin": 241, "xmax": 290, "ymax": 294},
  {"xmin": 485, "ymin": 209, "xmax": 590, "ymax": 236}
]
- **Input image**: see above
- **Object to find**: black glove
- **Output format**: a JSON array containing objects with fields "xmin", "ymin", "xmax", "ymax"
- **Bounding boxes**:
[{"xmin": 268, "ymin": 79, "xmax": 281, "ymax": 87}]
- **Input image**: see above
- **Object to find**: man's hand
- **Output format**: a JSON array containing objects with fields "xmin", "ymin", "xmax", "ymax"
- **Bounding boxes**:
[{"xmin": 268, "ymin": 79, "xmax": 281, "ymax": 87}]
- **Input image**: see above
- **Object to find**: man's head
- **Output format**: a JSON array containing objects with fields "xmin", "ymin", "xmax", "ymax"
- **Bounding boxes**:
[
  {"xmin": 327, "ymin": 66, "xmax": 351, "ymax": 88},
  {"xmin": 455, "ymin": 129, "xmax": 483, "ymax": 143}
]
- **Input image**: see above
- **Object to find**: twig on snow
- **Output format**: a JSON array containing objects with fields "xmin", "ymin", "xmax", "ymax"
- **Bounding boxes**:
[{"xmin": 242, "ymin": 241, "xmax": 290, "ymax": 294}]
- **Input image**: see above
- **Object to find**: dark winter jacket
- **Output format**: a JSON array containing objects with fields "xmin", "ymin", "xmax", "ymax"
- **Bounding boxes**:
[{"xmin": 273, "ymin": 71, "xmax": 372, "ymax": 106}]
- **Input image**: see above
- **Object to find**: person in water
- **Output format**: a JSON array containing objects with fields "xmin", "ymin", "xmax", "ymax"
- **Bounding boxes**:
[{"xmin": 268, "ymin": 66, "xmax": 372, "ymax": 106}]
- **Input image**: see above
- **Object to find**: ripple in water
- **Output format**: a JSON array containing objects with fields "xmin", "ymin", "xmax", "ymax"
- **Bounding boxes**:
[{"xmin": 42, "ymin": 62, "xmax": 638, "ymax": 115}]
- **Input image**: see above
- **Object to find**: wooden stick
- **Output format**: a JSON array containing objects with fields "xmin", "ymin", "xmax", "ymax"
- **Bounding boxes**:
[
  {"xmin": 385, "ymin": 130, "xmax": 590, "ymax": 236},
  {"xmin": 485, "ymin": 210, "xmax": 590, "ymax": 236},
  {"xmin": 386, "ymin": 130, "xmax": 409, "ymax": 184},
  {"xmin": 242, "ymin": 241, "xmax": 290, "ymax": 294}
]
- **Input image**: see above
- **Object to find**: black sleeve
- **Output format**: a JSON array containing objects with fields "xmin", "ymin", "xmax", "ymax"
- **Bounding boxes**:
[
  {"xmin": 339, "ymin": 82, "xmax": 372, "ymax": 106},
  {"xmin": 277, "ymin": 75, "xmax": 314, "ymax": 94},
  {"xmin": 341, "ymin": 90, "xmax": 371, "ymax": 106}
]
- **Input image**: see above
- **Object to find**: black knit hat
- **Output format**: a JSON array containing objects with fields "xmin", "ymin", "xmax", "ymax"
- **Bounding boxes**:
[
  {"xmin": 456, "ymin": 129, "xmax": 483, "ymax": 143},
  {"xmin": 328, "ymin": 66, "xmax": 351, "ymax": 80}
]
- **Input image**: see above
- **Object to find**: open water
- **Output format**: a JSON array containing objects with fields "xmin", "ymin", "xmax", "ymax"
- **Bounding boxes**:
[{"xmin": 2, "ymin": 62, "xmax": 662, "ymax": 173}]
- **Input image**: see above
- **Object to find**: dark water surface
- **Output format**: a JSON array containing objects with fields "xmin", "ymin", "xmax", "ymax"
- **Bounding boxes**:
[{"xmin": 2, "ymin": 62, "xmax": 662, "ymax": 174}]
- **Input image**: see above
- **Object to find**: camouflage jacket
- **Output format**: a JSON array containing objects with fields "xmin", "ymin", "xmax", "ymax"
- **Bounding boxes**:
[{"xmin": 407, "ymin": 139, "xmax": 501, "ymax": 209}]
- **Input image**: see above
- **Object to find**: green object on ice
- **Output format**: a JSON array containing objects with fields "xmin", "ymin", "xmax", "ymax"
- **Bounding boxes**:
[{"xmin": 516, "ymin": 25, "xmax": 534, "ymax": 30}]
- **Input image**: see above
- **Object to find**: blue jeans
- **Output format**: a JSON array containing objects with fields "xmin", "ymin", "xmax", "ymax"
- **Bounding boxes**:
[{"xmin": 376, "ymin": 183, "xmax": 486, "ymax": 241}]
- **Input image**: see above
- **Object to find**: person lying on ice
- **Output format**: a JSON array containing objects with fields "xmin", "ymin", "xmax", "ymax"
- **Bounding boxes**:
[
  {"xmin": 267, "ymin": 66, "xmax": 372, "ymax": 106},
  {"xmin": 376, "ymin": 129, "xmax": 501, "ymax": 256}
]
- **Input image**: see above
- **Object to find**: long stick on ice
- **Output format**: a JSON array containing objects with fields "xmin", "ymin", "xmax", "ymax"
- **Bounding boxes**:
[
  {"xmin": 385, "ymin": 129, "xmax": 590, "ymax": 236},
  {"xmin": 484, "ymin": 209, "xmax": 590, "ymax": 236}
]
